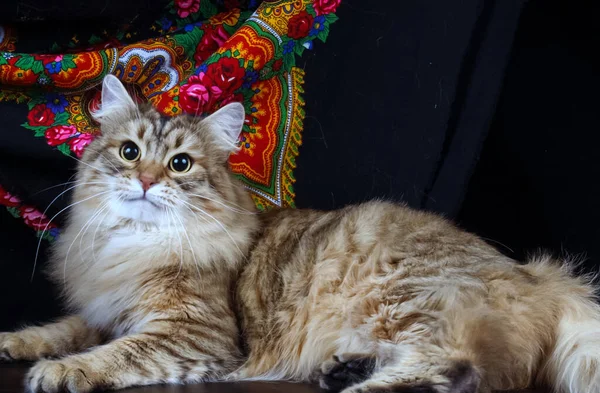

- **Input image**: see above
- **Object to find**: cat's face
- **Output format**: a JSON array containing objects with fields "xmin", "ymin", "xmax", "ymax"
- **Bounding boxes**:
[{"xmin": 76, "ymin": 75, "xmax": 247, "ymax": 226}]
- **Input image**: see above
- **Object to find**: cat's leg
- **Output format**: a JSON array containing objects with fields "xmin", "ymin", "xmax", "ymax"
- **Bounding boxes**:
[
  {"xmin": 26, "ymin": 324, "xmax": 241, "ymax": 393},
  {"xmin": 321, "ymin": 348, "xmax": 484, "ymax": 393},
  {"xmin": 0, "ymin": 316, "xmax": 102, "ymax": 361}
]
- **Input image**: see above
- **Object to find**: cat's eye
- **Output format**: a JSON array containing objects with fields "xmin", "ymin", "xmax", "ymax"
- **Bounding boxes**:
[
  {"xmin": 169, "ymin": 153, "xmax": 192, "ymax": 173},
  {"xmin": 120, "ymin": 142, "xmax": 141, "ymax": 162}
]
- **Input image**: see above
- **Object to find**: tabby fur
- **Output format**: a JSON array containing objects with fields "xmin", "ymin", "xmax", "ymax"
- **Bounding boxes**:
[{"xmin": 1, "ymin": 75, "xmax": 599, "ymax": 393}]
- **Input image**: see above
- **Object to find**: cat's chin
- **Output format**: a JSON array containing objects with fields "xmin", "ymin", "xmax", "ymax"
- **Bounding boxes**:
[{"xmin": 112, "ymin": 198, "xmax": 164, "ymax": 223}]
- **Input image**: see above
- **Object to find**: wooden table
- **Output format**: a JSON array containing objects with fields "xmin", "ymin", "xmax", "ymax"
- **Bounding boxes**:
[{"xmin": 0, "ymin": 363, "xmax": 548, "ymax": 393}]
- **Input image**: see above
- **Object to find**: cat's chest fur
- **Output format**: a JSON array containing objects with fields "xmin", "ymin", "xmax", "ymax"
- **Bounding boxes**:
[{"xmin": 53, "ymin": 227, "xmax": 194, "ymax": 337}]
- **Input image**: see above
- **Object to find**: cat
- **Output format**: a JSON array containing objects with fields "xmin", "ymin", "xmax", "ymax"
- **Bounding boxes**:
[{"xmin": 1, "ymin": 74, "xmax": 600, "ymax": 393}]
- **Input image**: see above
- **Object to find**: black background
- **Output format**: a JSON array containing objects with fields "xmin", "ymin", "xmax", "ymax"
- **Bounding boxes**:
[
  {"xmin": 1, "ymin": 0, "xmax": 599, "ymax": 331},
  {"xmin": 458, "ymin": 0, "xmax": 600, "ymax": 273}
]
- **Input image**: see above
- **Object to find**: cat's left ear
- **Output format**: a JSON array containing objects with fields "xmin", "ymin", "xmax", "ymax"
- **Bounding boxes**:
[{"xmin": 202, "ymin": 102, "xmax": 246, "ymax": 158}]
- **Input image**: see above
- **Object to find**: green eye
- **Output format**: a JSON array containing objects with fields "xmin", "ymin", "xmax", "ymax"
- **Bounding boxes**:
[
  {"xmin": 120, "ymin": 141, "xmax": 140, "ymax": 162},
  {"xmin": 169, "ymin": 153, "xmax": 192, "ymax": 173}
]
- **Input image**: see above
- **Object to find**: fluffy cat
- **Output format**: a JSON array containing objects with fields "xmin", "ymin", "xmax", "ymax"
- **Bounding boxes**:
[{"xmin": 1, "ymin": 75, "xmax": 600, "ymax": 393}]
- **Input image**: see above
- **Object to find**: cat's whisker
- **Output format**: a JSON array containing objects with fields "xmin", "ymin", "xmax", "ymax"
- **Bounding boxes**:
[
  {"xmin": 186, "ymin": 192, "xmax": 258, "ymax": 215},
  {"xmin": 32, "ymin": 181, "xmax": 110, "ymax": 196},
  {"xmin": 64, "ymin": 153, "xmax": 112, "ymax": 175},
  {"xmin": 31, "ymin": 190, "xmax": 113, "ymax": 281},
  {"xmin": 30, "ymin": 182, "xmax": 108, "ymax": 278},
  {"xmin": 64, "ymin": 196, "xmax": 114, "ymax": 284},
  {"xmin": 174, "ymin": 197, "xmax": 245, "ymax": 258},
  {"xmin": 171, "ymin": 208, "xmax": 202, "ymax": 280},
  {"xmin": 165, "ymin": 206, "xmax": 187, "ymax": 280},
  {"xmin": 168, "ymin": 225, "xmax": 176, "ymax": 276},
  {"xmin": 161, "ymin": 205, "xmax": 176, "ymax": 277},
  {"xmin": 37, "ymin": 183, "xmax": 102, "ymax": 230},
  {"xmin": 84, "ymin": 147, "xmax": 123, "ymax": 176},
  {"xmin": 91, "ymin": 196, "xmax": 125, "ymax": 264},
  {"xmin": 173, "ymin": 199, "xmax": 215, "ymax": 232},
  {"xmin": 208, "ymin": 184, "xmax": 258, "ymax": 212},
  {"xmin": 77, "ymin": 197, "xmax": 113, "ymax": 260}
]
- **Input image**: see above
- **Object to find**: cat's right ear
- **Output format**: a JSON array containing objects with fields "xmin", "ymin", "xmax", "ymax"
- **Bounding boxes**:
[{"xmin": 92, "ymin": 74, "xmax": 137, "ymax": 127}]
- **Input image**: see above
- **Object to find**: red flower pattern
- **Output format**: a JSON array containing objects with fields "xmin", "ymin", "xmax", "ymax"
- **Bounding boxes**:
[
  {"xmin": 0, "ymin": 186, "xmax": 21, "ymax": 207},
  {"xmin": 205, "ymin": 57, "xmax": 245, "ymax": 94},
  {"xmin": 194, "ymin": 25, "xmax": 230, "ymax": 64},
  {"xmin": 179, "ymin": 73, "xmax": 222, "ymax": 115},
  {"xmin": 287, "ymin": 11, "xmax": 314, "ymax": 39},
  {"xmin": 312, "ymin": 0, "xmax": 341, "ymax": 15},
  {"xmin": 19, "ymin": 206, "xmax": 56, "ymax": 231},
  {"xmin": 68, "ymin": 133, "xmax": 94, "ymax": 158},
  {"xmin": 174, "ymin": 0, "xmax": 201, "ymax": 18},
  {"xmin": 44, "ymin": 125, "xmax": 77, "ymax": 146},
  {"xmin": 273, "ymin": 59, "xmax": 283, "ymax": 71},
  {"xmin": 27, "ymin": 104, "xmax": 55, "ymax": 127}
]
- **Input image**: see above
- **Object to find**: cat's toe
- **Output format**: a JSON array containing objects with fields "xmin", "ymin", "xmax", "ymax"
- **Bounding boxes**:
[
  {"xmin": 27, "ymin": 359, "xmax": 96, "ymax": 393},
  {"xmin": 0, "ymin": 333, "xmax": 33, "ymax": 361},
  {"xmin": 319, "ymin": 354, "xmax": 376, "ymax": 392}
]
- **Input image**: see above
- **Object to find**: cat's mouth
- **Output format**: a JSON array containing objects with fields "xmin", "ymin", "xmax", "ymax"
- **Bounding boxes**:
[{"xmin": 125, "ymin": 197, "xmax": 161, "ymax": 209}]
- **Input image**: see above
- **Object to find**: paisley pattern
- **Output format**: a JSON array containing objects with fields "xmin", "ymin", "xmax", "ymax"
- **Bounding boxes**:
[{"xmin": 0, "ymin": 0, "xmax": 340, "ymax": 240}]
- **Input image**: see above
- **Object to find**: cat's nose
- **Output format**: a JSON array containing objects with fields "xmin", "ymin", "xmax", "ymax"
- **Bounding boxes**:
[{"xmin": 138, "ymin": 174, "xmax": 157, "ymax": 192}]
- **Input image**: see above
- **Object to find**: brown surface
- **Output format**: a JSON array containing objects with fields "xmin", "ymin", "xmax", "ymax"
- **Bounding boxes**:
[{"xmin": 0, "ymin": 363, "xmax": 548, "ymax": 393}]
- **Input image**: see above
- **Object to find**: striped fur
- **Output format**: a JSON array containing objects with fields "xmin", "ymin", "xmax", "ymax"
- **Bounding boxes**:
[
  {"xmin": 2, "ymin": 76, "xmax": 600, "ymax": 393},
  {"xmin": 235, "ymin": 204, "xmax": 600, "ymax": 393}
]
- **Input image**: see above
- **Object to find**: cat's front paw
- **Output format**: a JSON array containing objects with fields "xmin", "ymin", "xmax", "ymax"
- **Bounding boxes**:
[
  {"xmin": 319, "ymin": 353, "xmax": 376, "ymax": 392},
  {"xmin": 27, "ymin": 358, "xmax": 98, "ymax": 393},
  {"xmin": 0, "ymin": 332, "xmax": 47, "ymax": 361}
]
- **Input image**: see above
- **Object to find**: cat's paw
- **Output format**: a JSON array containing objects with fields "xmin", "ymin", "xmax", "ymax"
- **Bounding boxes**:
[
  {"xmin": 319, "ymin": 353, "xmax": 376, "ymax": 392},
  {"xmin": 0, "ymin": 332, "xmax": 47, "ymax": 361},
  {"xmin": 27, "ymin": 358, "xmax": 98, "ymax": 393}
]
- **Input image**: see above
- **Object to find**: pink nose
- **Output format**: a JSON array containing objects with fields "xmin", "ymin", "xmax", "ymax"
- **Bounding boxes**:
[{"xmin": 139, "ymin": 174, "xmax": 156, "ymax": 192}]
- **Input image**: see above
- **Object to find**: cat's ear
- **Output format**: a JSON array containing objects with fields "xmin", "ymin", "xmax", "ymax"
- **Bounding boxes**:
[
  {"xmin": 202, "ymin": 102, "xmax": 246, "ymax": 158},
  {"xmin": 92, "ymin": 74, "xmax": 137, "ymax": 126}
]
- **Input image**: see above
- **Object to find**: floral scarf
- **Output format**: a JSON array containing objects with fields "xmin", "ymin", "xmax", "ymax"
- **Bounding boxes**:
[{"xmin": 0, "ymin": 0, "xmax": 340, "ymax": 241}]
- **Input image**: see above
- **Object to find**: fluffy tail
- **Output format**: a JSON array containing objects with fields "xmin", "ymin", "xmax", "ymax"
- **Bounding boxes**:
[{"xmin": 535, "ymin": 258, "xmax": 600, "ymax": 393}]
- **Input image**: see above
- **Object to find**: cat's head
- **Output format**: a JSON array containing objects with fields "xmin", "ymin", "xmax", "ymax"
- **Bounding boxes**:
[{"xmin": 75, "ymin": 74, "xmax": 254, "ymax": 227}]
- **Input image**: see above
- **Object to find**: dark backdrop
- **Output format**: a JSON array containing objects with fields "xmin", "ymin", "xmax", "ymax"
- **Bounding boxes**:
[
  {"xmin": 457, "ymin": 0, "xmax": 600, "ymax": 274},
  {"xmin": 1, "ymin": 0, "xmax": 599, "ymax": 331}
]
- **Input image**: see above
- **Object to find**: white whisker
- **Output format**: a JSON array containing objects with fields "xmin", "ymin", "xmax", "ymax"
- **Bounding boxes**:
[
  {"xmin": 174, "ymin": 197, "xmax": 246, "ymax": 258},
  {"xmin": 32, "ymin": 181, "xmax": 110, "ymax": 277},
  {"xmin": 33, "ymin": 180, "xmax": 109, "ymax": 196},
  {"xmin": 166, "ymin": 206, "xmax": 187, "ymax": 279},
  {"xmin": 37, "ymin": 183, "xmax": 103, "ymax": 230},
  {"xmin": 64, "ymin": 196, "xmax": 113, "ymax": 284},
  {"xmin": 91, "ymin": 195, "xmax": 125, "ymax": 264},
  {"xmin": 171, "ymin": 207, "xmax": 202, "ymax": 280},
  {"xmin": 186, "ymin": 192, "xmax": 257, "ymax": 215},
  {"xmin": 64, "ymin": 153, "xmax": 112, "ymax": 175},
  {"xmin": 84, "ymin": 147, "xmax": 123, "ymax": 176},
  {"xmin": 164, "ymin": 206, "xmax": 175, "ymax": 276},
  {"xmin": 31, "ymin": 190, "xmax": 113, "ymax": 281}
]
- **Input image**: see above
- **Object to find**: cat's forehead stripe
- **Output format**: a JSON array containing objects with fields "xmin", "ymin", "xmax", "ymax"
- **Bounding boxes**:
[
  {"xmin": 137, "ymin": 123, "xmax": 147, "ymax": 140},
  {"xmin": 174, "ymin": 133, "xmax": 185, "ymax": 149}
]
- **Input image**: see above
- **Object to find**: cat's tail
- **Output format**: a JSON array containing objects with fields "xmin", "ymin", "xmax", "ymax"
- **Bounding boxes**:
[{"xmin": 533, "ymin": 256, "xmax": 600, "ymax": 393}]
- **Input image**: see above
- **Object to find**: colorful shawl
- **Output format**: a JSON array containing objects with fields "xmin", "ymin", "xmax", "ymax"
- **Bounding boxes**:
[{"xmin": 0, "ymin": 0, "xmax": 340, "ymax": 241}]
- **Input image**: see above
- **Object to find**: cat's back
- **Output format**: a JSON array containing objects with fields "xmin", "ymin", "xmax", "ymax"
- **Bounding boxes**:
[
  {"xmin": 245, "ymin": 200, "xmax": 502, "ymax": 271},
  {"xmin": 239, "ymin": 201, "xmax": 507, "ymax": 302}
]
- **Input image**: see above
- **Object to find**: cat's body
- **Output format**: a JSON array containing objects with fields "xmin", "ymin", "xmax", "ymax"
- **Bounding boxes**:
[
  {"xmin": 236, "ymin": 203, "xmax": 598, "ymax": 393},
  {"xmin": 1, "ymin": 75, "xmax": 600, "ymax": 393}
]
